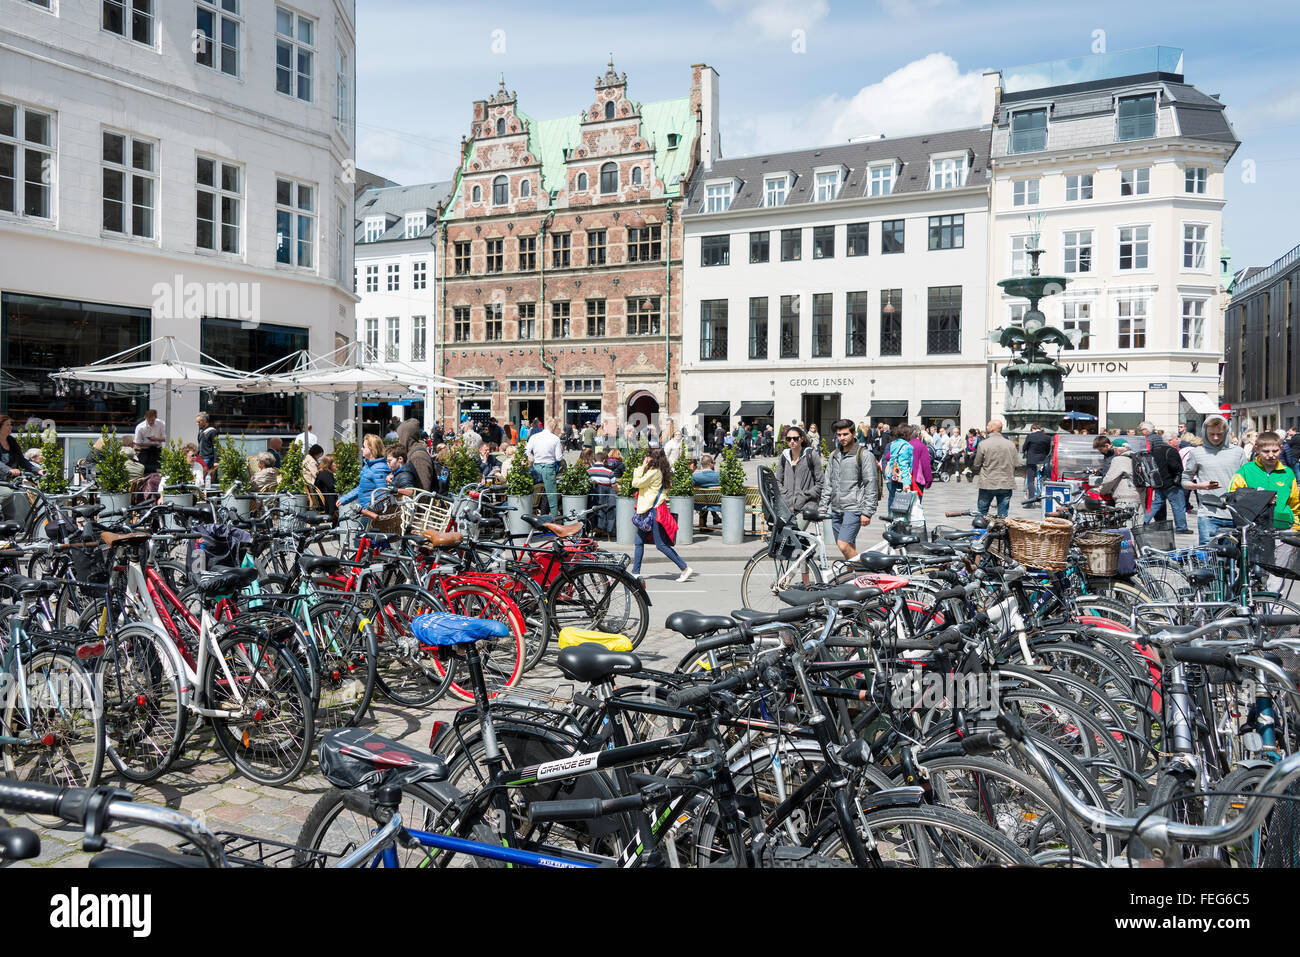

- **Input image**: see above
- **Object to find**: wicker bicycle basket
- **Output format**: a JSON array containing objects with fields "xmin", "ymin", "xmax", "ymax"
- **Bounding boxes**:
[
  {"xmin": 1075, "ymin": 531, "xmax": 1123, "ymax": 577},
  {"xmin": 1006, "ymin": 516, "xmax": 1074, "ymax": 571}
]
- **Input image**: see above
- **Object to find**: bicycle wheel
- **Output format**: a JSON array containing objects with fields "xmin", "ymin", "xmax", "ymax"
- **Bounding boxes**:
[
  {"xmin": 369, "ymin": 585, "xmax": 452, "ymax": 707},
  {"xmin": 509, "ymin": 574, "xmax": 553, "ymax": 672},
  {"xmin": 304, "ymin": 600, "xmax": 378, "ymax": 729},
  {"xmin": 432, "ymin": 583, "xmax": 525, "ymax": 702},
  {"xmin": 204, "ymin": 628, "xmax": 314, "ymax": 786},
  {"xmin": 546, "ymin": 565, "xmax": 649, "ymax": 650},
  {"xmin": 98, "ymin": 623, "xmax": 186, "ymax": 783},
  {"xmin": 1203, "ymin": 765, "xmax": 1284, "ymax": 868},
  {"xmin": 2, "ymin": 649, "xmax": 104, "ymax": 789},
  {"xmin": 809, "ymin": 802, "xmax": 1034, "ymax": 867},
  {"xmin": 740, "ymin": 545, "xmax": 821, "ymax": 613}
]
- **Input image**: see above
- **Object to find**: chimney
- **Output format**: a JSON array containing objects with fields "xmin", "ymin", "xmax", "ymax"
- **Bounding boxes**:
[
  {"xmin": 692, "ymin": 63, "xmax": 720, "ymax": 171},
  {"xmin": 981, "ymin": 70, "xmax": 1002, "ymax": 125}
]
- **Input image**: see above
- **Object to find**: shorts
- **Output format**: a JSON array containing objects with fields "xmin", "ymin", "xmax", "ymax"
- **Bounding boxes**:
[{"xmin": 830, "ymin": 510, "xmax": 862, "ymax": 545}]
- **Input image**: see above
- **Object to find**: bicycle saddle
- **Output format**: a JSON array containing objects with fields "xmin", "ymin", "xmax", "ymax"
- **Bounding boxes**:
[
  {"xmin": 556, "ymin": 641, "xmax": 642, "ymax": 684},
  {"xmin": 300, "ymin": 554, "xmax": 345, "ymax": 573},
  {"xmin": 295, "ymin": 511, "xmax": 329, "ymax": 526},
  {"xmin": 411, "ymin": 612, "xmax": 507, "ymax": 646},
  {"xmin": 71, "ymin": 504, "xmax": 104, "ymax": 518},
  {"xmin": 420, "ymin": 530, "xmax": 464, "ymax": 547},
  {"xmin": 665, "ymin": 610, "xmax": 735, "ymax": 638},
  {"xmin": 544, "ymin": 521, "xmax": 582, "ymax": 538},
  {"xmin": 1, "ymin": 576, "xmax": 59, "ymax": 598},
  {"xmin": 882, "ymin": 528, "xmax": 920, "ymax": 547},
  {"xmin": 0, "ymin": 521, "xmax": 20, "ymax": 538},
  {"xmin": 193, "ymin": 566, "xmax": 259, "ymax": 596},
  {"xmin": 318, "ymin": 728, "xmax": 448, "ymax": 791},
  {"xmin": 100, "ymin": 530, "xmax": 150, "ymax": 547},
  {"xmin": 777, "ymin": 582, "xmax": 883, "ymax": 607},
  {"xmin": 521, "ymin": 514, "xmax": 553, "ymax": 530},
  {"xmin": 854, "ymin": 553, "xmax": 904, "ymax": 571},
  {"xmin": 909, "ymin": 541, "xmax": 955, "ymax": 557},
  {"xmin": 1187, "ymin": 567, "xmax": 1217, "ymax": 587}
]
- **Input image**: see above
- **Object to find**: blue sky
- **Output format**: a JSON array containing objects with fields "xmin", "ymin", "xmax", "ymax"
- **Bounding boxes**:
[{"xmin": 357, "ymin": 0, "xmax": 1300, "ymax": 270}]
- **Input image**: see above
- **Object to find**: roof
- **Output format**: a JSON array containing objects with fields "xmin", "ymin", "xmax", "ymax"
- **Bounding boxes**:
[
  {"xmin": 353, "ymin": 168, "xmax": 401, "ymax": 198},
  {"xmin": 681, "ymin": 127, "xmax": 991, "ymax": 216},
  {"xmin": 355, "ymin": 181, "xmax": 454, "ymax": 243}
]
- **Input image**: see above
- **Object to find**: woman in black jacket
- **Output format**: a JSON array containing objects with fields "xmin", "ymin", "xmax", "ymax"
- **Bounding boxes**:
[{"xmin": 0, "ymin": 414, "xmax": 43, "ymax": 521}]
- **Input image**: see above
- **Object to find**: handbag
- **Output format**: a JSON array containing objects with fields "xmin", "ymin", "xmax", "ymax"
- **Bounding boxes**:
[
  {"xmin": 655, "ymin": 499, "xmax": 678, "ymax": 545},
  {"xmin": 632, "ymin": 492, "xmax": 656, "ymax": 533}
]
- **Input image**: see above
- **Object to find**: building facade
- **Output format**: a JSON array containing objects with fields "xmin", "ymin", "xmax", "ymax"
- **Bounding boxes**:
[
  {"xmin": 680, "ymin": 127, "xmax": 993, "ymax": 439},
  {"xmin": 1224, "ymin": 243, "xmax": 1300, "ymax": 432},
  {"xmin": 435, "ymin": 61, "xmax": 719, "ymax": 433},
  {"xmin": 986, "ymin": 47, "xmax": 1239, "ymax": 433},
  {"xmin": 0, "ymin": 0, "xmax": 356, "ymax": 456}
]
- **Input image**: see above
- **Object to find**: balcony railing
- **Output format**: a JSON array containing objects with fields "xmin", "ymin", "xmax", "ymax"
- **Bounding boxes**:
[{"xmin": 1233, "ymin": 242, "xmax": 1300, "ymax": 297}]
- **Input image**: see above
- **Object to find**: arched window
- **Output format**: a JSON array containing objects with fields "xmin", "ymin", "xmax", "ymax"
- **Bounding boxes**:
[
  {"xmin": 631, "ymin": 166, "xmax": 642, "ymax": 186},
  {"xmin": 577, "ymin": 172, "xmax": 588, "ymax": 191},
  {"xmin": 492, "ymin": 175, "xmax": 508, "ymax": 206},
  {"xmin": 471, "ymin": 185, "xmax": 482, "ymax": 203},
  {"xmin": 600, "ymin": 162, "xmax": 618, "ymax": 194},
  {"xmin": 604, "ymin": 101, "xmax": 615, "ymax": 120},
  {"xmin": 496, "ymin": 118, "xmax": 505, "ymax": 135},
  {"xmin": 520, "ymin": 179, "xmax": 531, "ymax": 198}
]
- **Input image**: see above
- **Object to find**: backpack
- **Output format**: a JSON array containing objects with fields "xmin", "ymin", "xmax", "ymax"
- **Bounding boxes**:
[{"xmin": 1130, "ymin": 451, "xmax": 1164, "ymax": 489}]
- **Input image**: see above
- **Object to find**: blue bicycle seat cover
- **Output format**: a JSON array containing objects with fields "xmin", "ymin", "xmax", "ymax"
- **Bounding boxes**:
[{"xmin": 412, "ymin": 612, "xmax": 508, "ymax": 646}]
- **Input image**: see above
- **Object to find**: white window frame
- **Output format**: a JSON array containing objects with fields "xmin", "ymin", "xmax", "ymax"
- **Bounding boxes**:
[
  {"xmin": 703, "ymin": 180, "xmax": 734, "ymax": 213},
  {"xmin": 196, "ymin": 154, "xmax": 241, "ymax": 254},
  {"xmin": 386, "ymin": 262, "xmax": 399, "ymax": 291},
  {"xmin": 1181, "ymin": 297, "xmax": 1207, "ymax": 350},
  {"xmin": 275, "ymin": 6, "xmax": 315, "ymax": 102},
  {"xmin": 1117, "ymin": 224, "xmax": 1151, "ymax": 272},
  {"xmin": 364, "ymin": 264, "xmax": 378, "ymax": 292},
  {"xmin": 363, "ymin": 317, "xmax": 378, "ymax": 357},
  {"xmin": 103, "ymin": 0, "xmax": 155, "ymax": 46},
  {"xmin": 1010, "ymin": 233, "xmax": 1033, "ymax": 278},
  {"xmin": 1182, "ymin": 222, "xmax": 1210, "ymax": 272},
  {"xmin": 1012, "ymin": 178, "xmax": 1040, "ymax": 207},
  {"xmin": 404, "ymin": 211, "xmax": 426, "ymax": 238},
  {"xmin": 1120, "ymin": 167, "xmax": 1150, "ymax": 196},
  {"xmin": 336, "ymin": 47, "xmax": 350, "ymax": 132},
  {"xmin": 928, "ymin": 152, "xmax": 968, "ymax": 190},
  {"xmin": 0, "ymin": 99, "xmax": 55, "ymax": 220},
  {"xmin": 1065, "ymin": 173, "xmax": 1094, "ymax": 202},
  {"xmin": 1061, "ymin": 298, "xmax": 1093, "ymax": 351},
  {"xmin": 385, "ymin": 316, "xmax": 400, "ymax": 361},
  {"xmin": 812, "ymin": 167, "xmax": 843, "ymax": 203},
  {"xmin": 335, "ymin": 198, "xmax": 347, "ymax": 283},
  {"xmin": 1115, "ymin": 295, "xmax": 1149, "ymax": 349},
  {"xmin": 1009, "ymin": 106, "xmax": 1049, "ymax": 154},
  {"xmin": 364, "ymin": 216, "xmax": 385, "ymax": 243},
  {"xmin": 412, "ymin": 260, "xmax": 427, "ymax": 290},
  {"xmin": 763, "ymin": 173, "xmax": 791, "ymax": 207},
  {"xmin": 101, "ymin": 128, "xmax": 156, "ymax": 239},
  {"xmin": 867, "ymin": 162, "xmax": 895, "ymax": 197},
  {"xmin": 195, "ymin": 0, "xmax": 241, "ymax": 78},
  {"xmin": 1185, "ymin": 166, "xmax": 1208, "ymax": 194},
  {"xmin": 274, "ymin": 176, "xmax": 315, "ymax": 268},
  {"xmin": 1062, "ymin": 228, "xmax": 1093, "ymax": 275},
  {"xmin": 411, "ymin": 315, "xmax": 427, "ymax": 361}
]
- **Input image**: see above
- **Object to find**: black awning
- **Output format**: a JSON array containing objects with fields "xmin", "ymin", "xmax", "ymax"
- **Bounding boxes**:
[
  {"xmin": 735, "ymin": 401, "xmax": 774, "ymax": 417},
  {"xmin": 867, "ymin": 400, "xmax": 908, "ymax": 418},
  {"xmin": 692, "ymin": 401, "xmax": 730, "ymax": 416},
  {"xmin": 917, "ymin": 400, "xmax": 961, "ymax": 419}
]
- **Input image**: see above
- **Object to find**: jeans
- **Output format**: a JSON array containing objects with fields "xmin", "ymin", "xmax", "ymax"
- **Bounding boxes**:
[
  {"xmin": 631, "ymin": 516, "xmax": 687, "ymax": 575},
  {"xmin": 1197, "ymin": 512, "xmax": 1234, "ymax": 546},
  {"xmin": 1025, "ymin": 463, "xmax": 1048, "ymax": 501},
  {"xmin": 531, "ymin": 462, "xmax": 559, "ymax": 515},
  {"xmin": 977, "ymin": 488, "xmax": 1011, "ymax": 519},
  {"xmin": 1148, "ymin": 485, "xmax": 1189, "ymax": 533}
]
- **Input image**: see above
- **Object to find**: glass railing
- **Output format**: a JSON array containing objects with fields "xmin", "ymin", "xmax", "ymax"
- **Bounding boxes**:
[{"xmin": 1002, "ymin": 46, "xmax": 1184, "ymax": 94}]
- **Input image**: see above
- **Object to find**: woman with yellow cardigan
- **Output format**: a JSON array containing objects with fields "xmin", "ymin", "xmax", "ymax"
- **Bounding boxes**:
[{"xmin": 630, "ymin": 445, "xmax": 694, "ymax": 583}]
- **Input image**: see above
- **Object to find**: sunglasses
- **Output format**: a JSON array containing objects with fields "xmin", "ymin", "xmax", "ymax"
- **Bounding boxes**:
[{"xmin": 786, "ymin": 436, "xmax": 801, "ymax": 442}]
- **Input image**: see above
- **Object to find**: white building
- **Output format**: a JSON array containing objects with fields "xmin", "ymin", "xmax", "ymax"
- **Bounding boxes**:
[
  {"xmin": 0, "ymin": 0, "xmax": 357, "ymax": 460},
  {"xmin": 680, "ymin": 127, "xmax": 992, "ymax": 438},
  {"xmin": 353, "ymin": 180, "xmax": 453, "ymax": 429},
  {"xmin": 986, "ymin": 46, "xmax": 1239, "ymax": 433}
]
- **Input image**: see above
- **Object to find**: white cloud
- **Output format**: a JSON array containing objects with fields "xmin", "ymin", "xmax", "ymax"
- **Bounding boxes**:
[
  {"xmin": 709, "ymin": 0, "xmax": 829, "ymax": 39},
  {"xmin": 878, "ymin": 0, "xmax": 951, "ymax": 16}
]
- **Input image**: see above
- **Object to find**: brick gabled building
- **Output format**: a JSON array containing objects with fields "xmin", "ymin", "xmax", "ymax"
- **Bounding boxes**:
[{"xmin": 435, "ymin": 59, "xmax": 719, "ymax": 433}]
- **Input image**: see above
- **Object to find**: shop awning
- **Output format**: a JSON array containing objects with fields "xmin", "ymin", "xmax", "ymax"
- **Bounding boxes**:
[
  {"xmin": 735, "ymin": 401, "xmax": 774, "ymax": 418},
  {"xmin": 692, "ymin": 401, "xmax": 730, "ymax": 416},
  {"xmin": 867, "ymin": 400, "xmax": 908, "ymax": 419},
  {"xmin": 917, "ymin": 400, "xmax": 961, "ymax": 419},
  {"xmin": 1180, "ymin": 391, "xmax": 1219, "ymax": 415}
]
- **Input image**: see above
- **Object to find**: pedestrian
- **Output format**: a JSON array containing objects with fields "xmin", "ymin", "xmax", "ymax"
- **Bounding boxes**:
[
  {"xmin": 1094, "ymin": 434, "xmax": 1141, "ymax": 511},
  {"xmin": 395, "ymin": 419, "xmax": 434, "ymax": 492},
  {"xmin": 1146, "ymin": 429, "xmax": 1189, "ymax": 534},
  {"xmin": 0, "ymin": 415, "xmax": 43, "ymax": 520},
  {"xmin": 461, "ymin": 419, "xmax": 483, "ymax": 453},
  {"xmin": 972, "ymin": 419, "xmax": 1017, "ymax": 519},
  {"xmin": 1021, "ymin": 422, "xmax": 1053, "ymax": 505},
  {"xmin": 581, "ymin": 419, "xmax": 596, "ymax": 452},
  {"xmin": 267, "ymin": 436, "xmax": 283, "ymax": 468},
  {"xmin": 249, "ymin": 452, "xmax": 280, "ymax": 492},
  {"xmin": 777, "ymin": 425, "xmax": 823, "ymax": 526},
  {"xmin": 961, "ymin": 428, "xmax": 982, "ymax": 481},
  {"xmin": 629, "ymin": 445, "xmax": 693, "ymax": 583},
  {"xmin": 134, "ymin": 408, "xmax": 166, "ymax": 475},
  {"xmin": 661, "ymin": 417, "xmax": 682, "ymax": 466},
  {"xmin": 526, "ymin": 416, "xmax": 563, "ymax": 515},
  {"xmin": 195, "ymin": 412, "xmax": 218, "ymax": 475},
  {"xmin": 487, "ymin": 417, "xmax": 503, "ymax": 447},
  {"xmin": 881, "ymin": 424, "xmax": 914, "ymax": 516},
  {"xmin": 693, "ymin": 453, "xmax": 722, "ymax": 527},
  {"xmin": 338, "ymin": 433, "xmax": 392, "ymax": 523},
  {"xmin": 606, "ymin": 447, "xmax": 626, "ymax": 480},
  {"xmin": 818, "ymin": 418, "xmax": 879, "ymax": 559},
  {"xmin": 293, "ymin": 422, "xmax": 320, "ymax": 450},
  {"xmin": 1227, "ymin": 431, "xmax": 1300, "ymax": 530},
  {"xmin": 909, "ymin": 425, "xmax": 932, "ymax": 523},
  {"xmin": 1182, "ymin": 414, "xmax": 1248, "ymax": 544},
  {"xmin": 518, "ymin": 419, "xmax": 530, "ymax": 443}
]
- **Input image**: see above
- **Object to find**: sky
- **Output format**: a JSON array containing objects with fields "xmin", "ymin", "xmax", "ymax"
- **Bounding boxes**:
[{"xmin": 356, "ymin": 0, "xmax": 1300, "ymax": 271}]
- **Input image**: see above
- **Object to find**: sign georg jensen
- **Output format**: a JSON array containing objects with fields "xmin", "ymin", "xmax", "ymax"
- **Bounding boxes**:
[{"xmin": 788, "ymin": 377, "xmax": 856, "ymax": 389}]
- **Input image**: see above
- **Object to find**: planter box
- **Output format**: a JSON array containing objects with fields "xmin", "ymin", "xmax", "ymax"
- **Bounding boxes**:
[
  {"xmin": 561, "ymin": 494, "xmax": 588, "ymax": 523},
  {"xmin": 721, "ymin": 494, "xmax": 746, "ymax": 545},
  {"xmin": 616, "ymin": 497, "xmax": 636, "ymax": 545},
  {"xmin": 670, "ymin": 495, "xmax": 694, "ymax": 547},
  {"xmin": 222, "ymin": 493, "xmax": 253, "ymax": 519},
  {"xmin": 97, "ymin": 491, "xmax": 131, "ymax": 515},
  {"xmin": 506, "ymin": 494, "xmax": 535, "ymax": 538},
  {"xmin": 161, "ymin": 491, "xmax": 193, "ymax": 529}
]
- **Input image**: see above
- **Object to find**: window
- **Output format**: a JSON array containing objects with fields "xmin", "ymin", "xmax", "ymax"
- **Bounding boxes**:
[
  {"xmin": 364, "ymin": 264, "xmax": 378, "ymax": 292},
  {"xmin": 749, "ymin": 231, "xmax": 770, "ymax": 263},
  {"xmin": 517, "ymin": 302, "xmax": 535, "ymax": 339},
  {"xmin": 404, "ymin": 211, "xmax": 425, "ymax": 238},
  {"xmin": 1012, "ymin": 179, "xmax": 1040, "ymax": 206},
  {"xmin": 275, "ymin": 177, "xmax": 314, "ymax": 267},
  {"xmin": 551, "ymin": 301, "xmax": 570, "ymax": 338},
  {"xmin": 868, "ymin": 164, "xmax": 894, "ymax": 197},
  {"xmin": 364, "ymin": 317, "xmax": 378, "ymax": 356},
  {"xmin": 336, "ymin": 48, "xmax": 350, "ymax": 131},
  {"xmin": 748, "ymin": 298, "xmax": 768, "ymax": 360},
  {"xmin": 492, "ymin": 175, "xmax": 508, "ymax": 206},
  {"xmin": 1062, "ymin": 300, "xmax": 1091, "ymax": 350},
  {"xmin": 1065, "ymin": 174, "xmax": 1094, "ymax": 201},
  {"xmin": 103, "ymin": 0, "xmax": 154, "ymax": 45},
  {"xmin": 412, "ymin": 315, "xmax": 426, "ymax": 360},
  {"xmin": 385, "ymin": 316, "xmax": 400, "ymax": 361},
  {"xmin": 364, "ymin": 217, "xmax": 384, "ymax": 242},
  {"xmin": 928, "ymin": 214, "xmax": 963, "ymax": 250},
  {"xmin": 780, "ymin": 295, "xmax": 799, "ymax": 358},
  {"xmin": 509, "ymin": 379, "xmax": 545, "ymax": 393},
  {"xmin": 881, "ymin": 219, "xmax": 904, "ymax": 254},
  {"xmin": 627, "ymin": 297, "xmax": 660, "ymax": 336},
  {"xmin": 196, "ymin": 155, "xmax": 241, "ymax": 253},
  {"xmin": 336, "ymin": 199, "xmax": 346, "ymax": 282},
  {"xmin": 600, "ymin": 162, "xmax": 618, "ymax": 194},
  {"xmin": 485, "ymin": 238, "xmax": 503, "ymax": 273},
  {"xmin": 22, "ymin": 0, "xmax": 52, "ymax": 7},
  {"xmin": 565, "ymin": 378, "xmax": 601, "ymax": 393},
  {"xmin": 1181, "ymin": 298, "xmax": 1205, "ymax": 350},
  {"xmin": 1183, "ymin": 223, "xmax": 1208, "ymax": 270},
  {"xmin": 552, "ymin": 232, "xmax": 571, "ymax": 268},
  {"xmin": 101, "ymin": 130, "xmax": 155, "ymax": 238},
  {"xmin": 353, "ymin": 267, "xmax": 357, "ymax": 293},
  {"xmin": 1063, "ymin": 229, "xmax": 1092, "ymax": 274},
  {"xmin": 1121, "ymin": 168, "xmax": 1150, "ymax": 196},
  {"xmin": 576, "ymin": 172, "xmax": 588, "ymax": 192},
  {"xmin": 275, "ymin": 6, "xmax": 314, "ymax": 100},
  {"xmin": 0, "ymin": 101, "xmax": 54, "ymax": 218},
  {"xmin": 496, "ymin": 118, "xmax": 505, "ymax": 135},
  {"xmin": 520, "ymin": 179, "xmax": 531, "ymax": 198},
  {"xmin": 518, "ymin": 235, "xmax": 536, "ymax": 271},
  {"xmin": 780, "ymin": 228, "xmax": 801, "ymax": 262},
  {"xmin": 812, "ymin": 293, "xmax": 832, "ymax": 358},
  {"xmin": 485, "ymin": 303, "xmax": 503, "ymax": 341},
  {"xmin": 1011, "ymin": 234, "xmax": 1032, "ymax": 277},
  {"xmin": 453, "ymin": 306, "xmax": 470, "ymax": 342},
  {"xmin": 604, "ymin": 101, "xmax": 615, "ymax": 120},
  {"xmin": 585, "ymin": 229, "xmax": 606, "ymax": 266},
  {"xmin": 813, "ymin": 226, "xmax": 835, "ymax": 260},
  {"xmin": 1010, "ymin": 108, "xmax": 1047, "ymax": 153},
  {"xmin": 846, "ymin": 223, "xmax": 869, "ymax": 257},
  {"xmin": 1116, "ymin": 296, "xmax": 1148, "ymax": 349},
  {"xmin": 1185, "ymin": 167, "xmax": 1208, "ymax": 194},
  {"xmin": 386, "ymin": 262, "xmax": 399, "ymax": 290},
  {"xmin": 846, "ymin": 292, "xmax": 868, "ymax": 357},
  {"xmin": 700, "ymin": 300, "xmax": 728, "ymax": 360},
  {"xmin": 631, "ymin": 167, "xmax": 642, "ymax": 186},
  {"xmin": 453, "ymin": 241, "xmax": 471, "ymax": 275},
  {"xmin": 814, "ymin": 170, "xmax": 841, "ymax": 202},
  {"xmin": 471, "ymin": 185, "xmax": 482, "ymax": 203},
  {"xmin": 880, "ymin": 290, "xmax": 901, "ymax": 356},
  {"xmin": 195, "ymin": 0, "xmax": 240, "ymax": 77},
  {"xmin": 1117, "ymin": 93, "xmax": 1156, "ymax": 141},
  {"xmin": 412, "ymin": 260, "xmax": 427, "ymax": 290},
  {"xmin": 704, "ymin": 182, "xmax": 733, "ymax": 212},
  {"xmin": 764, "ymin": 176, "xmax": 788, "ymax": 207},
  {"xmin": 701, "ymin": 234, "xmax": 730, "ymax": 267},
  {"xmin": 929, "ymin": 155, "xmax": 967, "ymax": 190},
  {"xmin": 627, "ymin": 224, "xmax": 660, "ymax": 262},
  {"xmin": 586, "ymin": 299, "xmax": 606, "ymax": 337},
  {"xmin": 927, "ymin": 286, "xmax": 962, "ymax": 354},
  {"xmin": 1118, "ymin": 225, "xmax": 1150, "ymax": 270}
]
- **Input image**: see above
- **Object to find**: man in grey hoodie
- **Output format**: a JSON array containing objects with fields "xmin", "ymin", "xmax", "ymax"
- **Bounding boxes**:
[
  {"xmin": 819, "ymin": 418, "xmax": 879, "ymax": 559},
  {"xmin": 1182, "ymin": 414, "xmax": 1248, "ymax": 544}
]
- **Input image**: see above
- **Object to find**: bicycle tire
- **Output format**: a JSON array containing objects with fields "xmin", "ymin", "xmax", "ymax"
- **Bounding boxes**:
[
  {"xmin": 740, "ymin": 545, "xmax": 822, "ymax": 614},
  {"xmin": 97, "ymin": 623, "xmax": 187, "ymax": 783},
  {"xmin": 2, "ymin": 649, "xmax": 105, "ymax": 790},
  {"xmin": 368, "ymin": 585, "xmax": 452, "ymax": 707},
  {"xmin": 303, "ymin": 600, "xmax": 378, "ymax": 730},
  {"xmin": 430, "ymin": 582, "xmax": 525, "ymax": 702},
  {"xmin": 546, "ymin": 564, "xmax": 649, "ymax": 650},
  {"xmin": 808, "ymin": 801, "xmax": 1034, "ymax": 867},
  {"xmin": 1203, "ymin": 765, "xmax": 1278, "ymax": 868}
]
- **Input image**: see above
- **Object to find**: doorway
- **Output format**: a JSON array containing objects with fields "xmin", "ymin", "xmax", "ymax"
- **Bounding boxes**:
[
  {"xmin": 509, "ymin": 398, "xmax": 544, "ymax": 431},
  {"xmin": 800, "ymin": 393, "xmax": 841, "ymax": 449},
  {"xmin": 626, "ymin": 390, "xmax": 659, "ymax": 433}
]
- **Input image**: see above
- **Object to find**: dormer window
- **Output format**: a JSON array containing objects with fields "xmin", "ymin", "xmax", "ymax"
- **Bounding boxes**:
[
  {"xmin": 403, "ymin": 211, "xmax": 426, "ymax": 238},
  {"xmin": 364, "ymin": 216, "xmax": 385, "ymax": 242},
  {"xmin": 496, "ymin": 118, "xmax": 505, "ymax": 135},
  {"xmin": 929, "ymin": 153, "xmax": 968, "ymax": 190},
  {"xmin": 1010, "ymin": 108, "xmax": 1047, "ymax": 153},
  {"xmin": 604, "ymin": 101, "xmax": 615, "ymax": 120},
  {"xmin": 703, "ymin": 181, "xmax": 734, "ymax": 213},
  {"xmin": 867, "ymin": 162, "xmax": 895, "ymax": 197},
  {"xmin": 763, "ymin": 173, "xmax": 792, "ymax": 207},
  {"xmin": 813, "ymin": 168, "xmax": 842, "ymax": 203},
  {"xmin": 1117, "ymin": 93, "xmax": 1157, "ymax": 141},
  {"xmin": 666, "ymin": 133, "xmax": 679, "ymax": 149}
]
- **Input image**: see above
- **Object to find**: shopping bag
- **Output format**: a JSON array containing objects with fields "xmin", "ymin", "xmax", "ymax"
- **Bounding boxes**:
[{"xmin": 655, "ymin": 499, "xmax": 678, "ymax": 545}]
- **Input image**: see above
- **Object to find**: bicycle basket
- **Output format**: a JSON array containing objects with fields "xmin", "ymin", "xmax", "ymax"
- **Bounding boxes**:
[
  {"xmin": 1006, "ymin": 517, "xmax": 1073, "ymax": 571},
  {"xmin": 366, "ymin": 496, "xmax": 405, "ymax": 535},
  {"xmin": 1130, "ymin": 520, "xmax": 1176, "ymax": 553},
  {"xmin": 1249, "ymin": 527, "xmax": 1300, "ymax": 580},
  {"xmin": 1075, "ymin": 531, "xmax": 1123, "ymax": 577}
]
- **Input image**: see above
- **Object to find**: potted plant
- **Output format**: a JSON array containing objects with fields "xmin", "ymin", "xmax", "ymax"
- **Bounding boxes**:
[
  {"xmin": 447, "ymin": 441, "xmax": 481, "ymax": 495},
  {"xmin": 95, "ymin": 427, "xmax": 131, "ymax": 513},
  {"xmin": 159, "ymin": 439, "xmax": 194, "ymax": 507},
  {"xmin": 38, "ymin": 428, "xmax": 67, "ymax": 496},
  {"xmin": 615, "ymin": 441, "xmax": 647, "ymax": 546},
  {"xmin": 334, "ymin": 442, "xmax": 361, "ymax": 496},
  {"xmin": 719, "ymin": 444, "xmax": 746, "ymax": 544},
  {"xmin": 216, "ymin": 435, "xmax": 252, "ymax": 517},
  {"xmin": 278, "ymin": 440, "xmax": 308, "ymax": 511},
  {"xmin": 504, "ymin": 442, "xmax": 536, "ymax": 538},
  {"xmin": 557, "ymin": 457, "xmax": 591, "ymax": 521},
  {"xmin": 667, "ymin": 449, "xmax": 695, "ymax": 547}
]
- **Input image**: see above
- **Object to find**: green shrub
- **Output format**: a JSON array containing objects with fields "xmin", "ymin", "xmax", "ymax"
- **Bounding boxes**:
[
  {"xmin": 616, "ymin": 441, "xmax": 647, "ymax": 498},
  {"xmin": 159, "ymin": 440, "xmax": 193, "ymax": 491},
  {"xmin": 16, "ymin": 423, "xmax": 42, "ymax": 453},
  {"xmin": 278, "ymin": 441, "xmax": 305, "ymax": 494},
  {"xmin": 95, "ymin": 427, "xmax": 129, "ymax": 494},
  {"xmin": 557, "ymin": 460, "xmax": 590, "ymax": 495},
  {"xmin": 334, "ymin": 442, "xmax": 360, "ymax": 494},
  {"xmin": 38, "ymin": 438, "xmax": 66, "ymax": 494},
  {"xmin": 447, "ymin": 442, "xmax": 481, "ymax": 494},
  {"xmin": 505, "ymin": 443, "xmax": 534, "ymax": 496},
  {"xmin": 216, "ymin": 435, "xmax": 249, "ymax": 492},
  {"xmin": 668, "ymin": 449, "xmax": 695, "ymax": 497},
  {"xmin": 719, "ymin": 445, "xmax": 745, "ymax": 497}
]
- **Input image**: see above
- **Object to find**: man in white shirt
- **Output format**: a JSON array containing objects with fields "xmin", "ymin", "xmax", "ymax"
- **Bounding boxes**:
[
  {"xmin": 526, "ymin": 417, "xmax": 563, "ymax": 515},
  {"xmin": 293, "ymin": 423, "xmax": 320, "ymax": 450},
  {"xmin": 134, "ymin": 409, "xmax": 166, "ymax": 475}
]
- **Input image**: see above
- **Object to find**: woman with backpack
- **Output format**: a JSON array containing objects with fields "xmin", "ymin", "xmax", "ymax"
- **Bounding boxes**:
[
  {"xmin": 881, "ymin": 424, "xmax": 914, "ymax": 515},
  {"xmin": 629, "ymin": 445, "xmax": 693, "ymax": 583}
]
